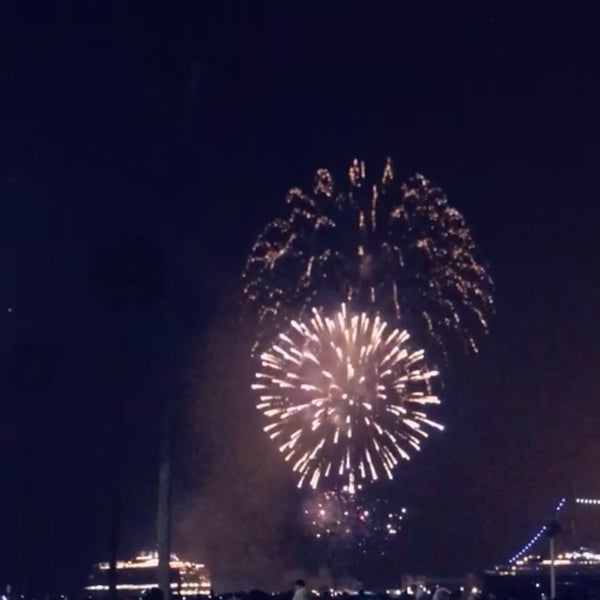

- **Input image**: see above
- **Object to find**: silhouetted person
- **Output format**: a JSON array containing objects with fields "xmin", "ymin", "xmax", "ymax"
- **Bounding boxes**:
[
  {"xmin": 292, "ymin": 580, "xmax": 308, "ymax": 600},
  {"xmin": 433, "ymin": 588, "xmax": 451, "ymax": 600}
]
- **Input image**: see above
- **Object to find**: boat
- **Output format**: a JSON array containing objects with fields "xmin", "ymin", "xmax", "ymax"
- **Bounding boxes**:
[{"xmin": 85, "ymin": 551, "xmax": 211, "ymax": 598}]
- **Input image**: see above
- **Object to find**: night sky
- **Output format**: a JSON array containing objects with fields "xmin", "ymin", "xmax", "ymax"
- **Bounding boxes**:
[{"xmin": 2, "ymin": 2, "xmax": 600, "ymax": 594}]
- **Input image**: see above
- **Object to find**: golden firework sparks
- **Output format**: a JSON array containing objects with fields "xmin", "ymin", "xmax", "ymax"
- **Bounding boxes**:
[{"xmin": 242, "ymin": 159, "xmax": 493, "ymax": 358}]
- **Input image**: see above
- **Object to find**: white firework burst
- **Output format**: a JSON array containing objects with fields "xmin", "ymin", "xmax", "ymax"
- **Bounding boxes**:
[{"xmin": 251, "ymin": 303, "xmax": 443, "ymax": 489}]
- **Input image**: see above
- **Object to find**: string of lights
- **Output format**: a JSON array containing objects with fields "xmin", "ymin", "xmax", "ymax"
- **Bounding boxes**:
[
  {"xmin": 575, "ymin": 498, "xmax": 600, "ymax": 506},
  {"xmin": 507, "ymin": 497, "xmax": 566, "ymax": 564}
]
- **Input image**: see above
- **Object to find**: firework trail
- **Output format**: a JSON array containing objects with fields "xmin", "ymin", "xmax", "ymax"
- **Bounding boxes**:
[
  {"xmin": 251, "ymin": 303, "xmax": 442, "ymax": 490},
  {"xmin": 243, "ymin": 159, "xmax": 493, "ymax": 356}
]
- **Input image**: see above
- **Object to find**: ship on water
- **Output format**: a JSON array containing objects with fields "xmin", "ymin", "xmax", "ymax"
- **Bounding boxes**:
[
  {"xmin": 485, "ymin": 549, "xmax": 600, "ymax": 600},
  {"xmin": 485, "ymin": 497, "xmax": 600, "ymax": 600},
  {"xmin": 85, "ymin": 552, "xmax": 210, "ymax": 598}
]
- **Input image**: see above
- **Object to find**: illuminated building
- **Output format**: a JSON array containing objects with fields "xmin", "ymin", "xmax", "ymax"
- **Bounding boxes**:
[{"xmin": 85, "ymin": 552, "xmax": 210, "ymax": 597}]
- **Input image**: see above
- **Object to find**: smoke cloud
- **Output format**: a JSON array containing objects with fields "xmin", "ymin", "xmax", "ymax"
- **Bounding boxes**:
[{"xmin": 175, "ymin": 293, "xmax": 302, "ymax": 591}]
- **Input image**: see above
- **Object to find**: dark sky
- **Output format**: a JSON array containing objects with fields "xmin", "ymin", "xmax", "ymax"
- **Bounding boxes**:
[{"xmin": 2, "ymin": 1, "xmax": 600, "ymax": 594}]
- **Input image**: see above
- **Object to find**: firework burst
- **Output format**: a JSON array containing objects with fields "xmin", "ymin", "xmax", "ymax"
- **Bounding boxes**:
[
  {"xmin": 243, "ymin": 159, "xmax": 493, "ymax": 356},
  {"xmin": 251, "ymin": 303, "xmax": 442, "ymax": 490}
]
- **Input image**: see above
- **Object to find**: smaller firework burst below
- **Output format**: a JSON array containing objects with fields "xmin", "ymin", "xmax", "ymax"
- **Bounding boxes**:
[{"xmin": 303, "ymin": 478, "xmax": 407, "ymax": 554}]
